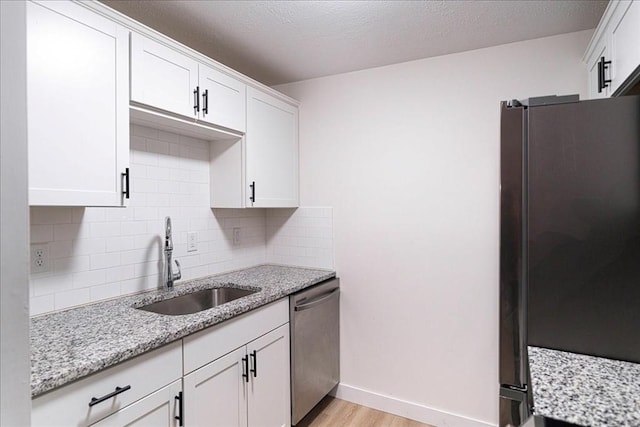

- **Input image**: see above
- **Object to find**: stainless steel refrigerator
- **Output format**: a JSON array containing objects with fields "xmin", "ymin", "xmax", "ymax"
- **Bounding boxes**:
[{"xmin": 499, "ymin": 95, "xmax": 640, "ymax": 427}]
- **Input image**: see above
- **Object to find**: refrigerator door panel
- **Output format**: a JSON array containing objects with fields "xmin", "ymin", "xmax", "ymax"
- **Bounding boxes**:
[
  {"xmin": 499, "ymin": 102, "xmax": 528, "ymax": 388},
  {"xmin": 527, "ymin": 95, "xmax": 640, "ymax": 363}
]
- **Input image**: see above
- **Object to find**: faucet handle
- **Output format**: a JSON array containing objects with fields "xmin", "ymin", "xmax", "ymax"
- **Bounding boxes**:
[{"xmin": 173, "ymin": 259, "xmax": 182, "ymax": 281}]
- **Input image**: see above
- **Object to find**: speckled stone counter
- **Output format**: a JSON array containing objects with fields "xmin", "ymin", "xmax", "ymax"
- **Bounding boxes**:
[
  {"xmin": 528, "ymin": 346, "xmax": 640, "ymax": 427},
  {"xmin": 31, "ymin": 264, "xmax": 335, "ymax": 397}
]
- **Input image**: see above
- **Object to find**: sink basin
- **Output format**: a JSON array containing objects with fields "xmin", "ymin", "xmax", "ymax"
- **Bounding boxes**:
[{"xmin": 138, "ymin": 287, "xmax": 258, "ymax": 316}]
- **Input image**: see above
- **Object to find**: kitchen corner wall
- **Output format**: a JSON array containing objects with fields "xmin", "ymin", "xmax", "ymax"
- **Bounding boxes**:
[
  {"xmin": 276, "ymin": 30, "xmax": 593, "ymax": 426},
  {"xmin": 30, "ymin": 124, "xmax": 332, "ymax": 316}
]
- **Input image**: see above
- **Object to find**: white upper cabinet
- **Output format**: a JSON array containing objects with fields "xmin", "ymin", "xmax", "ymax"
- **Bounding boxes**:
[
  {"xmin": 587, "ymin": 37, "xmax": 610, "ymax": 99},
  {"xmin": 199, "ymin": 64, "xmax": 247, "ymax": 132},
  {"xmin": 27, "ymin": 0, "xmax": 129, "ymax": 206},
  {"xmin": 130, "ymin": 33, "xmax": 246, "ymax": 133},
  {"xmin": 246, "ymin": 87, "xmax": 299, "ymax": 208},
  {"xmin": 610, "ymin": 0, "xmax": 640, "ymax": 92},
  {"xmin": 585, "ymin": 0, "xmax": 640, "ymax": 98},
  {"xmin": 131, "ymin": 33, "xmax": 199, "ymax": 119}
]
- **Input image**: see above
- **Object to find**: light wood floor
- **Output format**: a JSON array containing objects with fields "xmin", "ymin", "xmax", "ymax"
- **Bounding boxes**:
[{"xmin": 295, "ymin": 396, "xmax": 434, "ymax": 427}]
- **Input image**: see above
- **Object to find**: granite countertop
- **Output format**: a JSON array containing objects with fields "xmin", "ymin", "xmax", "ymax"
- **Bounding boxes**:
[
  {"xmin": 31, "ymin": 264, "xmax": 335, "ymax": 397},
  {"xmin": 528, "ymin": 346, "xmax": 640, "ymax": 427}
]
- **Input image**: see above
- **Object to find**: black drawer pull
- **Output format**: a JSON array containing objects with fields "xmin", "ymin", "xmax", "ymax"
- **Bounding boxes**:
[
  {"xmin": 249, "ymin": 181, "xmax": 255, "ymax": 203},
  {"xmin": 89, "ymin": 385, "xmax": 131, "ymax": 407}
]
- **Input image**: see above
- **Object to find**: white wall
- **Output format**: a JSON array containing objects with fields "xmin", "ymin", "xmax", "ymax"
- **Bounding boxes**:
[
  {"xmin": 276, "ymin": 30, "xmax": 593, "ymax": 426},
  {"xmin": 1, "ymin": 1, "xmax": 31, "ymax": 424}
]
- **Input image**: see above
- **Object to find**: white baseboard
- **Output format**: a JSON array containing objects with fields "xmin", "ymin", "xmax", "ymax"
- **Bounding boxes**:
[{"xmin": 332, "ymin": 383, "xmax": 495, "ymax": 427}]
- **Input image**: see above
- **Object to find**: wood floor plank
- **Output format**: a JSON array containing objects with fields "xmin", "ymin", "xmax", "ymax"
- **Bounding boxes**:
[{"xmin": 296, "ymin": 396, "xmax": 434, "ymax": 427}]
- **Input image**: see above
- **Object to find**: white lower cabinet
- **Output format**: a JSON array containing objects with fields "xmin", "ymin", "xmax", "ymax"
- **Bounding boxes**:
[
  {"xmin": 183, "ymin": 325, "xmax": 290, "ymax": 427},
  {"xmin": 32, "ymin": 300, "xmax": 291, "ymax": 427},
  {"xmin": 246, "ymin": 325, "xmax": 291, "ymax": 427},
  {"xmin": 184, "ymin": 347, "xmax": 248, "ymax": 427},
  {"xmin": 90, "ymin": 380, "xmax": 182, "ymax": 427},
  {"xmin": 32, "ymin": 341, "xmax": 182, "ymax": 427},
  {"xmin": 182, "ymin": 299, "xmax": 290, "ymax": 427}
]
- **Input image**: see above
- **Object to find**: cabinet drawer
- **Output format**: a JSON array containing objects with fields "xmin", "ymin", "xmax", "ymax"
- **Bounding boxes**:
[
  {"xmin": 183, "ymin": 299, "xmax": 289, "ymax": 374},
  {"xmin": 32, "ymin": 340, "xmax": 182, "ymax": 427}
]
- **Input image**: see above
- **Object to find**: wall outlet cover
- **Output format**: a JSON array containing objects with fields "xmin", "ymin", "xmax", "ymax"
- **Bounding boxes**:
[{"xmin": 31, "ymin": 244, "xmax": 50, "ymax": 274}]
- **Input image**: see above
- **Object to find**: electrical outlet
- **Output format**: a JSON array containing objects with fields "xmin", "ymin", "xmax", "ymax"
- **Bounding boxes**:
[
  {"xmin": 187, "ymin": 232, "xmax": 197, "ymax": 252},
  {"xmin": 233, "ymin": 228, "xmax": 241, "ymax": 246},
  {"xmin": 31, "ymin": 244, "xmax": 50, "ymax": 274}
]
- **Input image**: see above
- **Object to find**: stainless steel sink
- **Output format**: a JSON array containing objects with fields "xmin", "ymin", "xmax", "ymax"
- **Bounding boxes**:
[{"xmin": 138, "ymin": 287, "xmax": 258, "ymax": 316}]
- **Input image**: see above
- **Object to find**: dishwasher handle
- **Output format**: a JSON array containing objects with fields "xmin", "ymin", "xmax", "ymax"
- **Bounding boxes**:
[{"xmin": 294, "ymin": 288, "xmax": 339, "ymax": 311}]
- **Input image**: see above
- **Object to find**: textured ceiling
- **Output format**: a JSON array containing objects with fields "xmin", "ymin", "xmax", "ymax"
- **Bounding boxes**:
[{"xmin": 101, "ymin": 0, "xmax": 608, "ymax": 86}]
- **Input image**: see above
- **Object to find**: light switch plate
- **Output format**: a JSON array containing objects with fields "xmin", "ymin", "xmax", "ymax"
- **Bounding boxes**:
[
  {"xmin": 187, "ymin": 232, "xmax": 197, "ymax": 252},
  {"xmin": 233, "ymin": 228, "xmax": 241, "ymax": 246}
]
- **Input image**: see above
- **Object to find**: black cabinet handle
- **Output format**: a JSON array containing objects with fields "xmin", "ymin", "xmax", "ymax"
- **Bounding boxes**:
[
  {"xmin": 121, "ymin": 168, "xmax": 130, "ymax": 199},
  {"xmin": 242, "ymin": 355, "xmax": 249, "ymax": 382},
  {"xmin": 598, "ymin": 56, "xmax": 612, "ymax": 93},
  {"xmin": 202, "ymin": 89, "xmax": 208, "ymax": 115},
  {"xmin": 250, "ymin": 350, "xmax": 257, "ymax": 377},
  {"xmin": 193, "ymin": 86, "xmax": 200, "ymax": 114},
  {"xmin": 598, "ymin": 58, "xmax": 603, "ymax": 93},
  {"xmin": 89, "ymin": 385, "xmax": 131, "ymax": 407},
  {"xmin": 249, "ymin": 181, "xmax": 255, "ymax": 203},
  {"xmin": 174, "ymin": 391, "xmax": 183, "ymax": 426}
]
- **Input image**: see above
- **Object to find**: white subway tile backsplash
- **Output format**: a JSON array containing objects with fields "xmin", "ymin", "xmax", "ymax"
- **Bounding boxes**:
[
  {"xmin": 32, "ymin": 274, "xmax": 73, "ymax": 297},
  {"xmin": 72, "ymin": 269, "xmax": 106, "ymax": 289},
  {"xmin": 90, "ymin": 282, "xmax": 121, "ymax": 303},
  {"xmin": 53, "ymin": 256, "xmax": 90, "ymax": 273},
  {"xmin": 90, "ymin": 252, "xmax": 121, "ymax": 270},
  {"xmin": 29, "ymin": 125, "xmax": 334, "ymax": 315},
  {"xmin": 31, "ymin": 224, "xmax": 53, "ymax": 243},
  {"xmin": 130, "ymin": 135, "xmax": 146, "ymax": 151},
  {"xmin": 90, "ymin": 222, "xmax": 121, "ymax": 238},
  {"xmin": 55, "ymin": 288, "xmax": 91, "ymax": 311},
  {"xmin": 132, "ymin": 124, "xmax": 158, "ymax": 139},
  {"xmin": 49, "ymin": 240, "xmax": 73, "ymax": 259},
  {"xmin": 30, "ymin": 294, "xmax": 54, "ymax": 316},
  {"xmin": 31, "ymin": 207, "xmax": 73, "ymax": 225},
  {"xmin": 266, "ymin": 207, "xmax": 334, "ymax": 270}
]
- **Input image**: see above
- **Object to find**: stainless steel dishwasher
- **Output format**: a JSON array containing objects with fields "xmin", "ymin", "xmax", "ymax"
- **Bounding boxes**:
[{"xmin": 290, "ymin": 277, "xmax": 340, "ymax": 425}]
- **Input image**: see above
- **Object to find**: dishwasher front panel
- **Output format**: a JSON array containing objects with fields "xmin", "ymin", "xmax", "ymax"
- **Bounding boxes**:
[{"xmin": 290, "ymin": 278, "xmax": 340, "ymax": 425}]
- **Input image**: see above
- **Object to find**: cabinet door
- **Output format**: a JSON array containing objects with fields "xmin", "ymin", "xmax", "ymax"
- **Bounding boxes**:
[
  {"xmin": 131, "ymin": 33, "xmax": 199, "ymax": 119},
  {"xmin": 27, "ymin": 0, "xmax": 129, "ymax": 206},
  {"xmin": 246, "ymin": 88, "xmax": 299, "ymax": 208},
  {"xmin": 183, "ymin": 347, "xmax": 248, "ymax": 427},
  {"xmin": 610, "ymin": 0, "xmax": 640, "ymax": 94},
  {"xmin": 587, "ymin": 39, "xmax": 610, "ymax": 99},
  {"xmin": 199, "ymin": 65, "xmax": 246, "ymax": 132},
  {"xmin": 247, "ymin": 324, "xmax": 291, "ymax": 427},
  {"xmin": 90, "ymin": 380, "xmax": 182, "ymax": 427}
]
